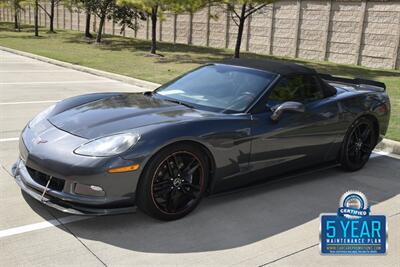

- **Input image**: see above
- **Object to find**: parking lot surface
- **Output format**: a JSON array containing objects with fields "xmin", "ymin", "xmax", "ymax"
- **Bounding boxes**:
[{"xmin": 0, "ymin": 50, "xmax": 399, "ymax": 266}]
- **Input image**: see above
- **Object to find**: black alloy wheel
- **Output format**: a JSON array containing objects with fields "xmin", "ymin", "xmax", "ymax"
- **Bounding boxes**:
[
  {"xmin": 152, "ymin": 151, "xmax": 204, "ymax": 214},
  {"xmin": 340, "ymin": 117, "xmax": 376, "ymax": 171},
  {"xmin": 137, "ymin": 143, "xmax": 208, "ymax": 220}
]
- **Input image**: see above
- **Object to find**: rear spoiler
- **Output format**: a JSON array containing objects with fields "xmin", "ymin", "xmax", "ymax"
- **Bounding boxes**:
[{"xmin": 319, "ymin": 73, "xmax": 386, "ymax": 92}]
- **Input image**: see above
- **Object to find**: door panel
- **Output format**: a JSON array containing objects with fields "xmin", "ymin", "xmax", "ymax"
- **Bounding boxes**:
[{"xmin": 249, "ymin": 98, "xmax": 340, "ymax": 178}]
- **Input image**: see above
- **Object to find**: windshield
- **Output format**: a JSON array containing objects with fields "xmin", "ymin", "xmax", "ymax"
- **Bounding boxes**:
[{"xmin": 154, "ymin": 64, "xmax": 277, "ymax": 113}]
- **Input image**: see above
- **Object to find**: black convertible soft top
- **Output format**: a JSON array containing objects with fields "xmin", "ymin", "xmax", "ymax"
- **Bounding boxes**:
[
  {"xmin": 218, "ymin": 58, "xmax": 316, "ymax": 75},
  {"xmin": 218, "ymin": 58, "xmax": 337, "ymax": 97}
]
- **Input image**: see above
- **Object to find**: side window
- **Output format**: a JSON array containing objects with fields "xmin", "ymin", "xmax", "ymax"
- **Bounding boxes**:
[
  {"xmin": 267, "ymin": 75, "xmax": 324, "ymax": 106},
  {"xmin": 302, "ymin": 75, "xmax": 324, "ymax": 101},
  {"xmin": 268, "ymin": 76, "xmax": 303, "ymax": 104}
]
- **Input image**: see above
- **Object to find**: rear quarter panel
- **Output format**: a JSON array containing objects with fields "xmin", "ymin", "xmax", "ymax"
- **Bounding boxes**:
[{"xmin": 334, "ymin": 88, "xmax": 390, "ymax": 144}]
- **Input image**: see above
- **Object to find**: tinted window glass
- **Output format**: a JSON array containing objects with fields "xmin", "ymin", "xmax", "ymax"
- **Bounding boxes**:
[
  {"xmin": 302, "ymin": 75, "xmax": 324, "ymax": 101},
  {"xmin": 155, "ymin": 64, "xmax": 277, "ymax": 113},
  {"xmin": 267, "ymin": 75, "xmax": 324, "ymax": 106}
]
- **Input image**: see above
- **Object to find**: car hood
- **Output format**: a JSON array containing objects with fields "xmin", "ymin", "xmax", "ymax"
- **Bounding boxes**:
[{"xmin": 49, "ymin": 93, "xmax": 214, "ymax": 139}]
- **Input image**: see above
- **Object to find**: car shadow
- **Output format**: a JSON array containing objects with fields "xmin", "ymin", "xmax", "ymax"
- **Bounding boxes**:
[{"xmin": 24, "ymin": 155, "xmax": 400, "ymax": 253}]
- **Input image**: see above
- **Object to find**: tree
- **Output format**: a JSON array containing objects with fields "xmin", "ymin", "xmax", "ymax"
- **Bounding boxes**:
[
  {"xmin": 170, "ymin": 0, "xmax": 209, "ymax": 45},
  {"xmin": 19, "ymin": 0, "xmax": 44, "ymax": 36},
  {"xmin": 71, "ymin": 0, "xmax": 143, "ymax": 43},
  {"xmin": 90, "ymin": 0, "xmax": 115, "ymax": 43},
  {"xmin": 117, "ymin": 0, "xmax": 208, "ymax": 54},
  {"xmin": 48, "ymin": 0, "xmax": 59, "ymax": 32},
  {"xmin": 65, "ymin": 0, "xmax": 109, "ymax": 41},
  {"xmin": 83, "ymin": 0, "xmax": 93, "ymax": 37},
  {"xmin": 34, "ymin": 0, "xmax": 60, "ymax": 33},
  {"xmin": 118, "ymin": 0, "xmax": 164, "ymax": 54},
  {"xmin": 224, "ymin": 0, "xmax": 275, "ymax": 58},
  {"xmin": 113, "ymin": 4, "xmax": 145, "ymax": 35},
  {"xmin": 21, "ymin": 0, "xmax": 39, "ymax": 35},
  {"xmin": 0, "ymin": 0, "xmax": 26, "ymax": 31},
  {"xmin": 148, "ymin": 3, "xmax": 158, "ymax": 54},
  {"xmin": 34, "ymin": 0, "xmax": 38, "ymax": 35},
  {"xmin": 65, "ymin": 0, "xmax": 95, "ymax": 38}
]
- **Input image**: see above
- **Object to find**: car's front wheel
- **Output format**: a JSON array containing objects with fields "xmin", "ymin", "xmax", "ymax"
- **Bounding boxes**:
[
  {"xmin": 340, "ymin": 117, "xmax": 376, "ymax": 171},
  {"xmin": 136, "ymin": 143, "xmax": 209, "ymax": 220}
]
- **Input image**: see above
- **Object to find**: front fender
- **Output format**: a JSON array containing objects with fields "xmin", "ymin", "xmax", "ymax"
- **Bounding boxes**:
[{"xmin": 120, "ymin": 117, "xmax": 253, "ymax": 191}]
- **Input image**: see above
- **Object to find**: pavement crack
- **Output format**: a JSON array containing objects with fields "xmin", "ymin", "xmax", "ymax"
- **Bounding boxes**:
[
  {"xmin": 1, "ymin": 163, "xmax": 13, "ymax": 176},
  {"xmin": 389, "ymin": 211, "xmax": 400, "ymax": 218},
  {"xmin": 258, "ymin": 243, "xmax": 319, "ymax": 267},
  {"xmin": 46, "ymin": 208, "xmax": 107, "ymax": 267}
]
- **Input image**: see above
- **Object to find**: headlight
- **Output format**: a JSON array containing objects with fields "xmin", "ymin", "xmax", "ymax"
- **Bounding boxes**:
[
  {"xmin": 74, "ymin": 133, "xmax": 140, "ymax": 157},
  {"xmin": 29, "ymin": 105, "xmax": 55, "ymax": 128}
]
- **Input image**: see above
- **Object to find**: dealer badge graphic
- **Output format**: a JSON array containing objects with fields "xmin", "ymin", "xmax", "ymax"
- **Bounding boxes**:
[{"xmin": 320, "ymin": 191, "xmax": 387, "ymax": 254}]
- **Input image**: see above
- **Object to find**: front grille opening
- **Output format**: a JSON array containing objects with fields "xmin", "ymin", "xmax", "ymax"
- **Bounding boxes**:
[{"xmin": 26, "ymin": 167, "xmax": 65, "ymax": 192}]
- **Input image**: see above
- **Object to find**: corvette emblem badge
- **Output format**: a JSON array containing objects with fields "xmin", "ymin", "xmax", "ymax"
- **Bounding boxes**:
[{"xmin": 34, "ymin": 136, "xmax": 48, "ymax": 144}]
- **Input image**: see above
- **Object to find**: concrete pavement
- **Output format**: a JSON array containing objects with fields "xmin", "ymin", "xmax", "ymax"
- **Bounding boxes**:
[{"xmin": 0, "ymin": 49, "xmax": 399, "ymax": 266}]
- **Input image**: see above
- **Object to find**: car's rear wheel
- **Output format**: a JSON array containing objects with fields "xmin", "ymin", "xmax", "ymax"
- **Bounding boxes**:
[
  {"xmin": 136, "ymin": 143, "xmax": 209, "ymax": 220},
  {"xmin": 340, "ymin": 117, "xmax": 376, "ymax": 171}
]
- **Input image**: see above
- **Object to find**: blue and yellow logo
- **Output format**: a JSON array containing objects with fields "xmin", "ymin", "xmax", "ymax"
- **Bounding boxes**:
[{"xmin": 320, "ymin": 191, "xmax": 387, "ymax": 254}]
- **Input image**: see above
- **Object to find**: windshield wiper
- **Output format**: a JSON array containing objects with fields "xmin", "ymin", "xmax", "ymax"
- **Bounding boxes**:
[{"xmin": 163, "ymin": 99, "xmax": 195, "ymax": 109}]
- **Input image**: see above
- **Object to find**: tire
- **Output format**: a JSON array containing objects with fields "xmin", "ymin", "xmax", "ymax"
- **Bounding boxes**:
[
  {"xmin": 136, "ymin": 143, "xmax": 209, "ymax": 221},
  {"xmin": 340, "ymin": 117, "xmax": 376, "ymax": 172}
]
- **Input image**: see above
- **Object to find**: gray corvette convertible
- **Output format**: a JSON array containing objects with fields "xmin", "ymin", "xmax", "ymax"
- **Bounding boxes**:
[{"xmin": 12, "ymin": 59, "xmax": 390, "ymax": 220}]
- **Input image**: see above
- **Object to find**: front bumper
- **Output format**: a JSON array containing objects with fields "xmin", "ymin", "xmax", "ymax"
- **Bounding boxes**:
[
  {"xmin": 12, "ymin": 121, "xmax": 144, "ymax": 215},
  {"xmin": 12, "ymin": 159, "xmax": 136, "ymax": 215}
]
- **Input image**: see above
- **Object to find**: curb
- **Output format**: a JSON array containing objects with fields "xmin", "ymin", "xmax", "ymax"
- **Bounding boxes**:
[
  {"xmin": 0, "ymin": 46, "xmax": 161, "ymax": 90},
  {"xmin": 376, "ymin": 138, "xmax": 400, "ymax": 155}
]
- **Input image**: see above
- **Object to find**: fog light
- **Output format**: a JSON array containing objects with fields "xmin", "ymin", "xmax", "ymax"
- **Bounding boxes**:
[
  {"xmin": 74, "ymin": 183, "xmax": 105, "ymax": 197},
  {"xmin": 90, "ymin": 185, "xmax": 103, "ymax": 191}
]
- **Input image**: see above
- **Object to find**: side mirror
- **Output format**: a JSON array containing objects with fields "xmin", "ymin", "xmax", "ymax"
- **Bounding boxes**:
[{"xmin": 270, "ymin": 101, "xmax": 305, "ymax": 121}]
